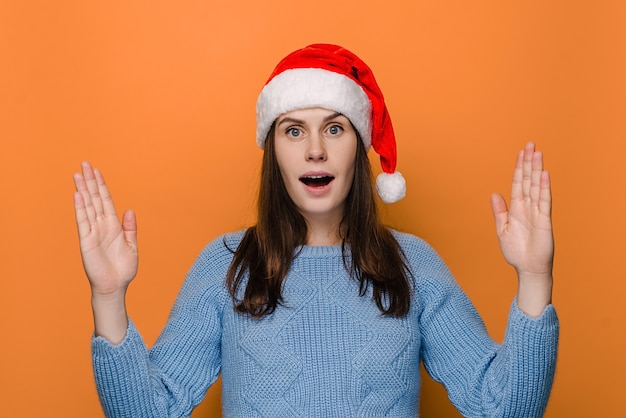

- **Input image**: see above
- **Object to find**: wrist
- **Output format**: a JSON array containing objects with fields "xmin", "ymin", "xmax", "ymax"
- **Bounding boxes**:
[
  {"xmin": 90, "ymin": 284, "xmax": 128, "ymax": 302},
  {"xmin": 516, "ymin": 272, "xmax": 553, "ymax": 318},
  {"xmin": 91, "ymin": 289, "xmax": 129, "ymax": 345}
]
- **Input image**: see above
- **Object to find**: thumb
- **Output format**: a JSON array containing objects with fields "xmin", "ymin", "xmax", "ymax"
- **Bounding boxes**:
[
  {"xmin": 122, "ymin": 209, "xmax": 138, "ymax": 251},
  {"xmin": 490, "ymin": 193, "xmax": 509, "ymax": 234}
]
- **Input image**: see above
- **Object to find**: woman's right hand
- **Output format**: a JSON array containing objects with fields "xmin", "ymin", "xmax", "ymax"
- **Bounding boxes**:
[
  {"xmin": 74, "ymin": 162, "xmax": 138, "ymax": 343},
  {"xmin": 73, "ymin": 161, "xmax": 138, "ymax": 296}
]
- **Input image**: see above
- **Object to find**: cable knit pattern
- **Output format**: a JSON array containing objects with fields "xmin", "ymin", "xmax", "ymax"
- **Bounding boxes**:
[{"xmin": 92, "ymin": 230, "xmax": 559, "ymax": 417}]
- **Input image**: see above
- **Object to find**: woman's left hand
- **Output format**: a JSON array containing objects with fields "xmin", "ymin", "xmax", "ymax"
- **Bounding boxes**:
[{"xmin": 490, "ymin": 142, "xmax": 554, "ymax": 316}]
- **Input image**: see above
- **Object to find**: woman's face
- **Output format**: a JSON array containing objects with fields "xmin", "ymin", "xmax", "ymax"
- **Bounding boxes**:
[{"xmin": 273, "ymin": 107, "xmax": 358, "ymax": 225}]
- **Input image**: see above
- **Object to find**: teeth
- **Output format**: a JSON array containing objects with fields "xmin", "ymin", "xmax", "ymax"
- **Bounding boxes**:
[{"xmin": 300, "ymin": 175, "xmax": 334, "ymax": 187}]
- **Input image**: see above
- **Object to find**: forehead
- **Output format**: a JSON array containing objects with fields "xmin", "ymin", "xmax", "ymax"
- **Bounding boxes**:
[{"xmin": 277, "ymin": 107, "xmax": 347, "ymax": 123}]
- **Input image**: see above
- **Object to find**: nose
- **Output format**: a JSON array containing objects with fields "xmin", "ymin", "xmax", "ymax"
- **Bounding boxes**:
[{"xmin": 306, "ymin": 133, "xmax": 327, "ymax": 161}]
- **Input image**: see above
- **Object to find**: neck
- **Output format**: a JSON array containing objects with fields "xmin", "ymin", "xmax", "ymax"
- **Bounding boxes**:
[{"xmin": 304, "ymin": 216, "xmax": 343, "ymax": 246}]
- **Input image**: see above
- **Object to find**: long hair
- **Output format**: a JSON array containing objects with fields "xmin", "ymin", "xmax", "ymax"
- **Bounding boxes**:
[{"xmin": 225, "ymin": 125, "xmax": 412, "ymax": 318}]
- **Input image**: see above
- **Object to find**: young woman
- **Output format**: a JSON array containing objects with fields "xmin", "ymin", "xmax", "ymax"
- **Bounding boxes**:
[{"xmin": 73, "ymin": 44, "xmax": 558, "ymax": 417}]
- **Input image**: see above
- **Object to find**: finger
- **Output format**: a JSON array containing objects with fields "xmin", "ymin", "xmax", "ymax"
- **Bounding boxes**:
[
  {"xmin": 73, "ymin": 191, "xmax": 91, "ymax": 239},
  {"xmin": 93, "ymin": 168, "xmax": 118, "ymax": 217},
  {"xmin": 529, "ymin": 150, "xmax": 544, "ymax": 205},
  {"xmin": 81, "ymin": 161, "xmax": 105, "ymax": 219},
  {"xmin": 539, "ymin": 171, "xmax": 552, "ymax": 216},
  {"xmin": 521, "ymin": 142, "xmax": 535, "ymax": 202},
  {"xmin": 510, "ymin": 149, "xmax": 524, "ymax": 202},
  {"xmin": 74, "ymin": 170, "xmax": 97, "ymax": 225},
  {"xmin": 490, "ymin": 193, "xmax": 509, "ymax": 235}
]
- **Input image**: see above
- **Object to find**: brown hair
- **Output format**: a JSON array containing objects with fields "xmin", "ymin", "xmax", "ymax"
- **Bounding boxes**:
[{"xmin": 225, "ymin": 125, "xmax": 412, "ymax": 318}]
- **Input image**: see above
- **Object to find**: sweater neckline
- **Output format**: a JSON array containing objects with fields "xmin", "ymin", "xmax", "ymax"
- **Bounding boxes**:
[{"xmin": 295, "ymin": 243, "xmax": 346, "ymax": 258}]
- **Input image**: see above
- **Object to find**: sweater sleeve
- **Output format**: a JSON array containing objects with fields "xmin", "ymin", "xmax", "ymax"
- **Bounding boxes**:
[
  {"xmin": 402, "ymin": 234, "xmax": 559, "ymax": 417},
  {"xmin": 91, "ymin": 235, "xmax": 234, "ymax": 418}
]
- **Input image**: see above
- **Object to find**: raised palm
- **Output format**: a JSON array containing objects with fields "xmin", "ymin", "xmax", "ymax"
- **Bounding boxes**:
[
  {"xmin": 490, "ymin": 142, "xmax": 554, "ymax": 277},
  {"xmin": 73, "ymin": 162, "xmax": 138, "ymax": 296}
]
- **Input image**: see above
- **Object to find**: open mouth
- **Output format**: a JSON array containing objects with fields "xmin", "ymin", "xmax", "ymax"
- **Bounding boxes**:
[{"xmin": 299, "ymin": 175, "xmax": 334, "ymax": 187}]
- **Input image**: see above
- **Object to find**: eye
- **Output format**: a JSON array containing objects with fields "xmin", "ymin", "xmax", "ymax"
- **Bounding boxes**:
[
  {"xmin": 326, "ymin": 124, "xmax": 344, "ymax": 136},
  {"xmin": 286, "ymin": 127, "xmax": 302, "ymax": 138}
]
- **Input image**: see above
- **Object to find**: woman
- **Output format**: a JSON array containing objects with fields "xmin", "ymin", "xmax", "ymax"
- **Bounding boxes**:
[{"xmin": 74, "ymin": 44, "xmax": 558, "ymax": 417}]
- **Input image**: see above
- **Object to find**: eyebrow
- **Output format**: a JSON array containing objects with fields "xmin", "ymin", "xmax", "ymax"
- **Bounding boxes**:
[{"xmin": 276, "ymin": 112, "xmax": 344, "ymax": 127}]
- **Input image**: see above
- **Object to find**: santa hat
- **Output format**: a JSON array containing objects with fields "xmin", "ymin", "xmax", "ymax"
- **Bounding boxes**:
[{"xmin": 256, "ymin": 43, "xmax": 406, "ymax": 203}]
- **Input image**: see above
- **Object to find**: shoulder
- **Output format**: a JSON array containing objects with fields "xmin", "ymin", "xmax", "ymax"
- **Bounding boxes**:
[
  {"xmin": 390, "ymin": 229, "xmax": 429, "ymax": 249},
  {"xmin": 193, "ymin": 229, "xmax": 246, "ymax": 266},
  {"xmin": 181, "ymin": 229, "xmax": 246, "ymax": 289},
  {"xmin": 390, "ymin": 229, "xmax": 457, "ymax": 292},
  {"xmin": 391, "ymin": 230, "xmax": 447, "ymax": 269},
  {"xmin": 172, "ymin": 230, "xmax": 248, "ymax": 312}
]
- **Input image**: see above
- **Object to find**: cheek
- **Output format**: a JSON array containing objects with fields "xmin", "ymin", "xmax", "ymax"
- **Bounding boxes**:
[
  {"xmin": 275, "ymin": 161, "xmax": 291, "ymax": 189},
  {"xmin": 345, "ymin": 162, "xmax": 356, "ymax": 188},
  {"xmin": 275, "ymin": 153, "xmax": 299, "ymax": 192},
  {"xmin": 274, "ymin": 138, "xmax": 301, "ymax": 167},
  {"xmin": 342, "ymin": 144, "xmax": 358, "ymax": 180},
  {"xmin": 274, "ymin": 144, "xmax": 293, "ymax": 175}
]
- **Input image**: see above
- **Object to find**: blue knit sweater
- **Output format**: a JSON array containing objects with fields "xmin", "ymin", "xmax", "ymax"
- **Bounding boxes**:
[{"xmin": 92, "ymin": 230, "xmax": 559, "ymax": 417}]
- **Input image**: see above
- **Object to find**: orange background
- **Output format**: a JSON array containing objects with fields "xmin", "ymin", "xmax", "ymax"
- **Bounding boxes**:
[{"xmin": 1, "ymin": 1, "xmax": 625, "ymax": 417}]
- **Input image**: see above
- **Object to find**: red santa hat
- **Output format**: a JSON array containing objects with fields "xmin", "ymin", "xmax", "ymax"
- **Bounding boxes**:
[{"xmin": 256, "ymin": 43, "xmax": 406, "ymax": 203}]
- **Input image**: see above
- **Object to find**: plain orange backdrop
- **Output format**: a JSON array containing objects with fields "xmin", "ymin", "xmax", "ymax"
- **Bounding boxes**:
[{"xmin": 1, "ymin": 1, "xmax": 625, "ymax": 417}]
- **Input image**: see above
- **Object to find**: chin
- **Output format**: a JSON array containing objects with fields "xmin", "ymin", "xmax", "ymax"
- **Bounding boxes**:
[{"xmin": 297, "ymin": 201, "xmax": 344, "ymax": 220}]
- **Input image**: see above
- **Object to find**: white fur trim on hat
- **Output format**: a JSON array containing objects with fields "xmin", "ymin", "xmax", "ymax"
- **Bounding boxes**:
[
  {"xmin": 376, "ymin": 171, "xmax": 406, "ymax": 203},
  {"xmin": 256, "ymin": 68, "xmax": 372, "ymax": 148}
]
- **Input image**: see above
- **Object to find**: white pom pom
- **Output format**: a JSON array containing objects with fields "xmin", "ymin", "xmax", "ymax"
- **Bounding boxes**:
[{"xmin": 376, "ymin": 171, "xmax": 406, "ymax": 203}]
